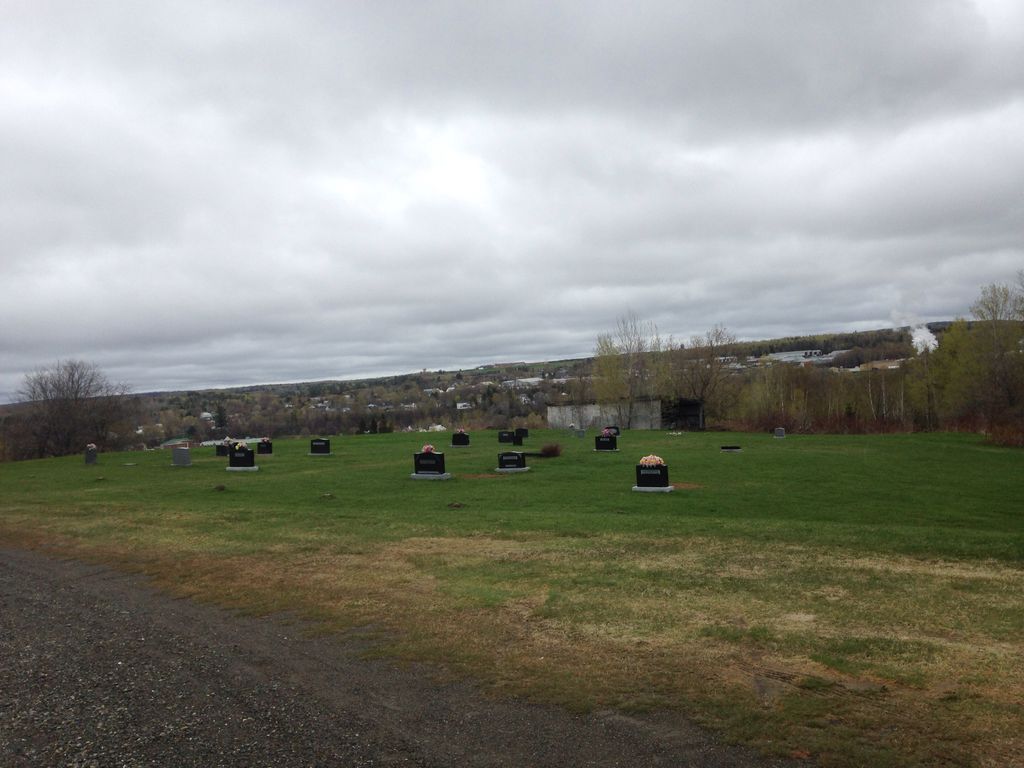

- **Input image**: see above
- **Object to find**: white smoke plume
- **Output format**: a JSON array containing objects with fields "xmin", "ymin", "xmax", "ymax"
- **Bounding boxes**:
[
  {"xmin": 911, "ymin": 325, "xmax": 938, "ymax": 353},
  {"xmin": 891, "ymin": 310, "xmax": 939, "ymax": 354}
]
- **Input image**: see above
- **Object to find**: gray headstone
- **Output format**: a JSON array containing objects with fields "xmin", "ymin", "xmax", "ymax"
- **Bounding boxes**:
[
  {"xmin": 774, "ymin": 427, "xmax": 786, "ymax": 438},
  {"xmin": 172, "ymin": 446, "xmax": 192, "ymax": 467},
  {"xmin": 84, "ymin": 447, "xmax": 97, "ymax": 465}
]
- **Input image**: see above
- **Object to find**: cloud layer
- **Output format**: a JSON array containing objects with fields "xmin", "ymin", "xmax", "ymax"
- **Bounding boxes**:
[{"xmin": 2, "ymin": 1, "xmax": 1022, "ymax": 400}]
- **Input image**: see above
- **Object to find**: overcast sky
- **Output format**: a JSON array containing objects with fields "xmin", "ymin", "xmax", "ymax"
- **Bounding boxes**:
[{"xmin": 2, "ymin": 1, "xmax": 1022, "ymax": 402}]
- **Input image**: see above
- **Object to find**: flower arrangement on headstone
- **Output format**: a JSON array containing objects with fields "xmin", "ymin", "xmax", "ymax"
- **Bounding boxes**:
[
  {"xmin": 451, "ymin": 428, "xmax": 470, "ymax": 447},
  {"xmin": 84, "ymin": 443, "xmax": 98, "ymax": 465},
  {"xmin": 603, "ymin": 425, "xmax": 621, "ymax": 436},
  {"xmin": 227, "ymin": 440, "xmax": 258, "ymax": 471},
  {"xmin": 595, "ymin": 428, "xmax": 618, "ymax": 452},
  {"xmin": 633, "ymin": 454, "xmax": 672, "ymax": 492},
  {"xmin": 309, "ymin": 438, "xmax": 331, "ymax": 456},
  {"xmin": 496, "ymin": 451, "xmax": 529, "ymax": 473},
  {"xmin": 257, "ymin": 436, "xmax": 273, "ymax": 454},
  {"xmin": 412, "ymin": 443, "xmax": 450, "ymax": 479}
]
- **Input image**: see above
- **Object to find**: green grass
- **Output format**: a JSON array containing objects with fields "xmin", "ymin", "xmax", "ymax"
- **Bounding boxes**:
[{"xmin": 2, "ymin": 430, "xmax": 1023, "ymax": 767}]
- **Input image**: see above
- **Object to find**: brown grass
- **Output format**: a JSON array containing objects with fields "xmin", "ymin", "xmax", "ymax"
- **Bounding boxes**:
[{"xmin": 3, "ymin": 521, "xmax": 1022, "ymax": 767}]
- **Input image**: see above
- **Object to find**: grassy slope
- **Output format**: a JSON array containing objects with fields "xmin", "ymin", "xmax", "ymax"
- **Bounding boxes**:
[{"xmin": 2, "ymin": 430, "xmax": 1022, "ymax": 767}]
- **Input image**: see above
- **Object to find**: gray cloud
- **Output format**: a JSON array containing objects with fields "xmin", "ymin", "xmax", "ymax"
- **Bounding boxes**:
[{"xmin": 2, "ymin": 1, "xmax": 1022, "ymax": 402}]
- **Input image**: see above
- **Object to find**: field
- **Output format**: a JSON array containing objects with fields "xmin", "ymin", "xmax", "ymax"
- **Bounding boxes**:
[{"xmin": 2, "ymin": 430, "xmax": 1022, "ymax": 766}]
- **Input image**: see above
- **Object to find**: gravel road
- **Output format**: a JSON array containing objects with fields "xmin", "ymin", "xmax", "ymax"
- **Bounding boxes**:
[{"xmin": 1, "ymin": 547, "xmax": 793, "ymax": 767}]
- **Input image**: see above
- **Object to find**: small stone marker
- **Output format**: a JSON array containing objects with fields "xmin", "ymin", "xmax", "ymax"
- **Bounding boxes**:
[
  {"xmin": 227, "ymin": 444, "xmax": 258, "ymax": 472},
  {"xmin": 257, "ymin": 438, "xmax": 273, "ymax": 454},
  {"xmin": 496, "ymin": 451, "xmax": 529, "ymax": 473},
  {"xmin": 451, "ymin": 431, "xmax": 470, "ymax": 447},
  {"xmin": 498, "ymin": 430, "xmax": 514, "ymax": 444},
  {"xmin": 514, "ymin": 427, "xmax": 529, "ymax": 439},
  {"xmin": 309, "ymin": 438, "xmax": 332, "ymax": 456},
  {"xmin": 172, "ymin": 447, "xmax": 191, "ymax": 467},
  {"xmin": 774, "ymin": 427, "xmax": 786, "ymax": 438},
  {"xmin": 633, "ymin": 455, "xmax": 672, "ymax": 492},
  {"xmin": 411, "ymin": 450, "xmax": 451, "ymax": 480},
  {"xmin": 84, "ymin": 445, "xmax": 98, "ymax": 465}
]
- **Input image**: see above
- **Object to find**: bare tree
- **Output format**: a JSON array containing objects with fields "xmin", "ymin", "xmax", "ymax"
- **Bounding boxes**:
[
  {"xmin": 592, "ymin": 312, "xmax": 662, "ymax": 427},
  {"xmin": 970, "ymin": 283, "xmax": 1024, "ymax": 424},
  {"xmin": 17, "ymin": 360, "xmax": 134, "ymax": 458},
  {"xmin": 672, "ymin": 325, "xmax": 739, "ymax": 420}
]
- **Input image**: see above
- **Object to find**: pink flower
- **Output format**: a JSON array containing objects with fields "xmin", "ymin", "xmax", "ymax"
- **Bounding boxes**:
[
  {"xmin": 639, "ymin": 454, "xmax": 665, "ymax": 467},
  {"xmin": 422, "ymin": 444, "xmax": 435, "ymax": 453}
]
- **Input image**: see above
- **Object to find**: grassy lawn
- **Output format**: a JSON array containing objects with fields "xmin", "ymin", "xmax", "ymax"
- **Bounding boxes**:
[{"xmin": 2, "ymin": 430, "xmax": 1022, "ymax": 766}]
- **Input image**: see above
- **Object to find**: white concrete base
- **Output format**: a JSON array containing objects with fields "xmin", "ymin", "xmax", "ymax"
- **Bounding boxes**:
[
  {"xmin": 593, "ymin": 449, "xmax": 620, "ymax": 452},
  {"xmin": 495, "ymin": 467, "xmax": 530, "ymax": 474},
  {"xmin": 226, "ymin": 466, "xmax": 260, "ymax": 472},
  {"xmin": 410, "ymin": 472, "xmax": 452, "ymax": 480},
  {"xmin": 632, "ymin": 485, "xmax": 673, "ymax": 493},
  {"xmin": 308, "ymin": 453, "xmax": 333, "ymax": 456}
]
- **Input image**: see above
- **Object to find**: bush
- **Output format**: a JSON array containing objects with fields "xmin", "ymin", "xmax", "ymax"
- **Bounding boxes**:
[
  {"xmin": 985, "ymin": 423, "xmax": 1024, "ymax": 448},
  {"xmin": 539, "ymin": 443, "xmax": 563, "ymax": 458}
]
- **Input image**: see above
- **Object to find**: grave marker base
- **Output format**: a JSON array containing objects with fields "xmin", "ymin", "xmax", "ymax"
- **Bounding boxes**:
[
  {"xmin": 632, "ymin": 485, "xmax": 674, "ymax": 493},
  {"xmin": 495, "ymin": 467, "xmax": 530, "ymax": 474},
  {"xmin": 226, "ymin": 466, "xmax": 260, "ymax": 472},
  {"xmin": 410, "ymin": 472, "xmax": 452, "ymax": 480}
]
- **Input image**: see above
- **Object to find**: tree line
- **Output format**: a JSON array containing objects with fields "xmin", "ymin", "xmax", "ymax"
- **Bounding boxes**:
[{"xmin": 589, "ymin": 277, "xmax": 1024, "ymax": 443}]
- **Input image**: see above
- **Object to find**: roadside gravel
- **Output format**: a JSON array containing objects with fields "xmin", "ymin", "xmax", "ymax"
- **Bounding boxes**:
[{"xmin": 1, "ymin": 547, "xmax": 794, "ymax": 767}]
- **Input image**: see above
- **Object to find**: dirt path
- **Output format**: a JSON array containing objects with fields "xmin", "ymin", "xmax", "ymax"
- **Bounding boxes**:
[{"xmin": 1, "ymin": 547, "xmax": 794, "ymax": 767}]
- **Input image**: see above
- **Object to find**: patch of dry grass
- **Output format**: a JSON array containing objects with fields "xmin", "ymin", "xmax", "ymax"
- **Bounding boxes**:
[{"xmin": 6, "ymin": 522, "xmax": 1021, "ymax": 767}]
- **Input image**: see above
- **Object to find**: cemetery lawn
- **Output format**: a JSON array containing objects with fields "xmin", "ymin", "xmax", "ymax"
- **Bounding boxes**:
[{"xmin": 2, "ymin": 431, "xmax": 1022, "ymax": 767}]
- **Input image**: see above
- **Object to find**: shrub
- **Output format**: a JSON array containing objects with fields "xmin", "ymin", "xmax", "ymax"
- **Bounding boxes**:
[
  {"xmin": 986, "ymin": 423, "xmax": 1024, "ymax": 448},
  {"xmin": 539, "ymin": 443, "xmax": 563, "ymax": 458}
]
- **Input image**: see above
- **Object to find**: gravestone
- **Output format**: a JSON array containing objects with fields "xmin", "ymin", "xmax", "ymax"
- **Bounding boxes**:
[
  {"xmin": 514, "ymin": 428, "xmax": 529, "ymax": 439},
  {"xmin": 595, "ymin": 434, "xmax": 618, "ymax": 451},
  {"xmin": 498, "ymin": 431, "xmax": 514, "ymax": 444},
  {"xmin": 257, "ymin": 439, "xmax": 273, "ymax": 454},
  {"xmin": 496, "ymin": 451, "xmax": 529, "ymax": 473},
  {"xmin": 227, "ymin": 445, "xmax": 258, "ymax": 471},
  {"xmin": 633, "ymin": 464, "xmax": 672, "ymax": 492},
  {"xmin": 172, "ymin": 447, "xmax": 191, "ymax": 467},
  {"xmin": 309, "ymin": 438, "xmax": 332, "ymax": 456},
  {"xmin": 774, "ymin": 427, "xmax": 786, "ymax": 438},
  {"xmin": 451, "ymin": 432, "xmax": 470, "ymax": 447},
  {"xmin": 84, "ymin": 446, "xmax": 98, "ymax": 465},
  {"xmin": 411, "ymin": 451, "xmax": 451, "ymax": 480}
]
